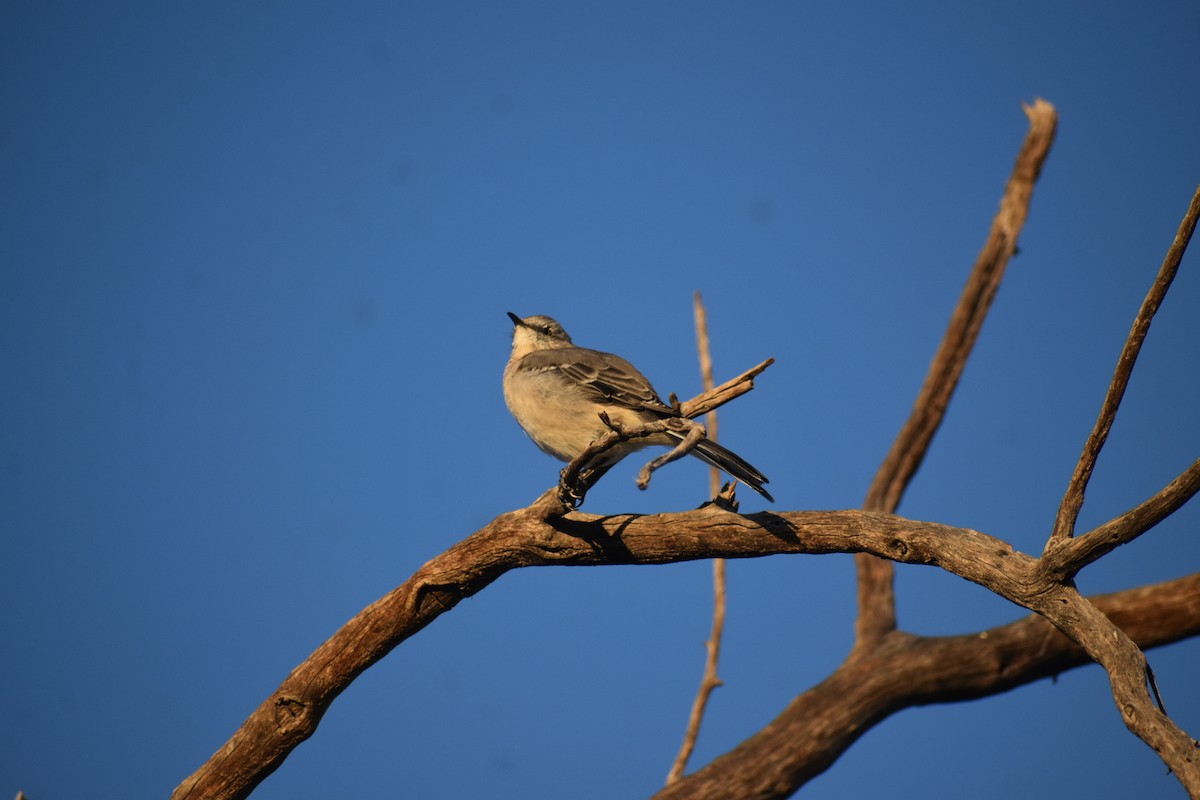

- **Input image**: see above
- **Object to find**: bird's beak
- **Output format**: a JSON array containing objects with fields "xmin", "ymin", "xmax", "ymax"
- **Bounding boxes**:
[{"xmin": 507, "ymin": 311, "xmax": 525, "ymax": 327}]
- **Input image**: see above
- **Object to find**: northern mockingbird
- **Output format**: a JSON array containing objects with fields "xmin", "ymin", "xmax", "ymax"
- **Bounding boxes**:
[{"xmin": 503, "ymin": 312, "xmax": 773, "ymax": 502}]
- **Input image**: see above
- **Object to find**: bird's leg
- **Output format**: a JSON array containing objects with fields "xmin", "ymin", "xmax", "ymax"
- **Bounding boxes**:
[
  {"xmin": 558, "ymin": 416, "xmax": 627, "ymax": 506},
  {"xmin": 559, "ymin": 414, "xmax": 703, "ymax": 503},
  {"xmin": 557, "ymin": 461, "xmax": 615, "ymax": 508},
  {"xmin": 557, "ymin": 467, "xmax": 586, "ymax": 508}
]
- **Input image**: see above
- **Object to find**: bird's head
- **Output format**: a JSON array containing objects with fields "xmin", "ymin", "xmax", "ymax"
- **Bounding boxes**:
[{"xmin": 507, "ymin": 312, "xmax": 573, "ymax": 353}]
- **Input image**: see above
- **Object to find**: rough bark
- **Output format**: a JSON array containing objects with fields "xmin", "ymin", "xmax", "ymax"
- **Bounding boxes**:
[{"xmin": 172, "ymin": 503, "xmax": 1200, "ymax": 800}]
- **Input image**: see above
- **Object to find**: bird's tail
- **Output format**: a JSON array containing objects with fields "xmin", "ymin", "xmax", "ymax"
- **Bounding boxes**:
[{"xmin": 688, "ymin": 437, "xmax": 774, "ymax": 502}]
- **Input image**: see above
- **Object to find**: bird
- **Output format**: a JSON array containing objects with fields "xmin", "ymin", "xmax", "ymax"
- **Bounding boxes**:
[{"xmin": 503, "ymin": 312, "xmax": 773, "ymax": 502}]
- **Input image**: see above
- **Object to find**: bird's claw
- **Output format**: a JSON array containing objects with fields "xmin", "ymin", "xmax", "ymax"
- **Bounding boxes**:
[{"xmin": 557, "ymin": 469, "xmax": 587, "ymax": 509}]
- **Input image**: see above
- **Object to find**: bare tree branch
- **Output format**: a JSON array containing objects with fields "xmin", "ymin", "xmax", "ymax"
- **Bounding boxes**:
[
  {"xmin": 635, "ymin": 417, "xmax": 708, "ymax": 489},
  {"xmin": 1049, "ymin": 586, "xmax": 1200, "ymax": 786},
  {"xmin": 1043, "ymin": 456, "xmax": 1200, "ymax": 580},
  {"xmin": 692, "ymin": 293, "xmax": 721, "ymax": 485},
  {"xmin": 855, "ymin": 98, "xmax": 1059, "ymax": 644},
  {"xmin": 667, "ymin": 547, "xmax": 728, "ymax": 786},
  {"xmin": 172, "ymin": 502, "xmax": 1200, "ymax": 800},
  {"xmin": 864, "ymin": 99, "xmax": 1059, "ymax": 515},
  {"xmin": 678, "ymin": 358, "xmax": 774, "ymax": 420},
  {"xmin": 654, "ymin": 573, "xmax": 1200, "ymax": 800},
  {"xmin": 667, "ymin": 292, "xmax": 728, "ymax": 785},
  {"xmin": 1050, "ymin": 181, "xmax": 1200, "ymax": 542}
]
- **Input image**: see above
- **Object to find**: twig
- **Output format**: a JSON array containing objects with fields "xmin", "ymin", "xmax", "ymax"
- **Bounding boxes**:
[
  {"xmin": 855, "ymin": 99, "xmax": 1059, "ymax": 644},
  {"xmin": 692, "ymin": 294, "xmax": 720, "ymax": 475},
  {"xmin": 666, "ymin": 292, "xmax": 727, "ymax": 785},
  {"xmin": 666, "ymin": 551, "xmax": 728, "ymax": 786},
  {"xmin": 1050, "ymin": 181, "xmax": 1200, "ymax": 542},
  {"xmin": 635, "ymin": 418, "xmax": 707, "ymax": 489},
  {"xmin": 678, "ymin": 358, "xmax": 774, "ymax": 420}
]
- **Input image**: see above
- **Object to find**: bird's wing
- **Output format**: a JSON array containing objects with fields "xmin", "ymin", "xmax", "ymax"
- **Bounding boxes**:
[{"xmin": 522, "ymin": 347, "xmax": 675, "ymax": 413}]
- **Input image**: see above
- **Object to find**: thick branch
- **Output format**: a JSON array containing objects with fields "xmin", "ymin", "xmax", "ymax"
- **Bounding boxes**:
[
  {"xmin": 1044, "ymin": 585, "xmax": 1200, "ymax": 790},
  {"xmin": 1051, "ymin": 180, "xmax": 1200, "ymax": 541},
  {"xmin": 654, "ymin": 573, "xmax": 1200, "ymax": 800},
  {"xmin": 171, "ymin": 495, "xmax": 563, "ymax": 800},
  {"xmin": 855, "ymin": 99, "xmax": 1059, "ymax": 643},
  {"xmin": 864, "ymin": 99, "xmax": 1058, "ymax": 515},
  {"xmin": 173, "ymin": 504, "xmax": 1200, "ymax": 799}
]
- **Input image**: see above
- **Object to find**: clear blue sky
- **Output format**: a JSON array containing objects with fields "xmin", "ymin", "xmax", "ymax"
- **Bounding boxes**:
[{"xmin": 3, "ymin": 3, "xmax": 1199, "ymax": 798}]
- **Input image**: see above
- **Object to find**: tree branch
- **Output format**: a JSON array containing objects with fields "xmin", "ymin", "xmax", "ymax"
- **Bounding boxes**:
[
  {"xmin": 855, "ymin": 98, "xmax": 1059, "ymax": 644},
  {"xmin": 173, "ymin": 502, "xmax": 1200, "ymax": 799},
  {"xmin": 635, "ymin": 417, "xmax": 707, "ymax": 489},
  {"xmin": 1043, "ymin": 456, "xmax": 1200, "ymax": 580},
  {"xmin": 1050, "ymin": 180, "xmax": 1200, "ymax": 542},
  {"xmin": 1045, "ymin": 585, "xmax": 1200, "ymax": 789},
  {"xmin": 666, "ymin": 292, "xmax": 729, "ymax": 785},
  {"xmin": 654, "ymin": 573, "xmax": 1200, "ymax": 800},
  {"xmin": 667, "ymin": 551, "xmax": 728, "ymax": 786},
  {"xmin": 863, "ymin": 98, "xmax": 1058, "ymax": 515},
  {"xmin": 678, "ymin": 358, "xmax": 774, "ymax": 420}
]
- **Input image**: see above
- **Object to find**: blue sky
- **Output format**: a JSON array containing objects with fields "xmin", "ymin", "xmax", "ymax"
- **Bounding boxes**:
[{"xmin": 2, "ymin": 3, "xmax": 1199, "ymax": 798}]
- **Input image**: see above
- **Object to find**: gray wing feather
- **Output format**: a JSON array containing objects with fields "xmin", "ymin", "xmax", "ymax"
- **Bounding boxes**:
[{"xmin": 522, "ymin": 347, "xmax": 674, "ymax": 413}]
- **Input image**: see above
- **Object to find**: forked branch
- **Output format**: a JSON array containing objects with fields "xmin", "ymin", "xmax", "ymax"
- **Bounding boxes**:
[
  {"xmin": 1050, "ymin": 181, "xmax": 1200, "ymax": 542},
  {"xmin": 855, "ymin": 98, "xmax": 1059, "ymax": 644},
  {"xmin": 654, "ymin": 573, "xmax": 1200, "ymax": 800},
  {"xmin": 1043, "ymin": 457, "xmax": 1200, "ymax": 580}
]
